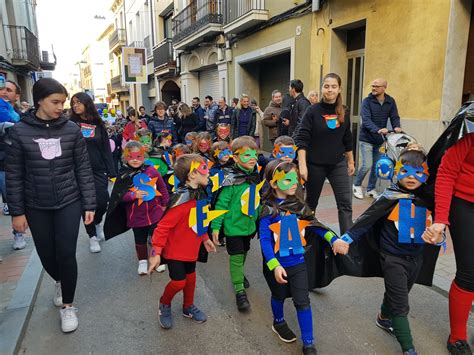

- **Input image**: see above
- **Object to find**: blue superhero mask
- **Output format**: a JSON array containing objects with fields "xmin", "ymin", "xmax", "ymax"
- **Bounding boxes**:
[
  {"xmin": 275, "ymin": 146, "xmax": 296, "ymax": 160},
  {"xmin": 396, "ymin": 164, "xmax": 428, "ymax": 183},
  {"xmin": 217, "ymin": 148, "xmax": 232, "ymax": 160}
]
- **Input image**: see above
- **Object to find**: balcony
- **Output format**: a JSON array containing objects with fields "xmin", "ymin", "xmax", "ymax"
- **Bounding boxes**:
[
  {"xmin": 128, "ymin": 41, "xmax": 144, "ymax": 48},
  {"xmin": 172, "ymin": 0, "xmax": 223, "ymax": 50},
  {"xmin": 153, "ymin": 39, "xmax": 176, "ymax": 77},
  {"xmin": 109, "ymin": 28, "xmax": 126, "ymax": 52},
  {"xmin": 40, "ymin": 50, "xmax": 56, "ymax": 71},
  {"xmin": 110, "ymin": 74, "xmax": 129, "ymax": 93},
  {"xmin": 3, "ymin": 25, "xmax": 40, "ymax": 70},
  {"xmin": 222, "ymin": 0, "xmax": 269, "ymax": 34}
]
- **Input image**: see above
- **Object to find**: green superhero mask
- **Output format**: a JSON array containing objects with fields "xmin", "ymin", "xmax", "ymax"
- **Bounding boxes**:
[
  {"xmin": 276, "ymin": 171, "xmax": 299, "ymax": 191},
  {"xmin": 238, "ymin": 148, "xmax": 258, "ymax": 163},
  {"xmin": 140, "ymin": 136, "xmax": 152, "ymax": 146}
]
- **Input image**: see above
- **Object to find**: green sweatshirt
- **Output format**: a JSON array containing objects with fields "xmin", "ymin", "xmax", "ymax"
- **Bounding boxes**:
[{"xmin": 211, "ymin": 165, "xmax": 261, "ymax": 237}]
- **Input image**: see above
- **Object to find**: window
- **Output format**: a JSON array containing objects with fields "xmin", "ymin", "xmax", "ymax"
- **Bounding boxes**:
[{"xmin": 163, "ymin": 13, "xmax": 172, "ymax": 39}]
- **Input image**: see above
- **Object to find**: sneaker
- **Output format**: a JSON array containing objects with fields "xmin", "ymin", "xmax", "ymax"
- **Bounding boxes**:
[
  {"xmin": 3, "ymin": 203, "xmax": 9, "ymax": 215},
  {"xmin": 13, "ymin": 232, "xmax": 26, "ymax": 250},
  {"xmin": 272, "ymin": 321, "xmax": 297, "ymax": 343},
  {"xmin": 182, "ymin": 304, "xmax": 207, "ymax": 323},
  {"xmin": 402, "ymin": 349, "xmax": 418, "ymax": 355},
  {"xmin": 138, "ymin": 260, "xmax": 148, "ymax": 275},
  {"xmin": 302, "ymin": 345, "xmax": 318, "ymax": 355},
  {"xmin": 53, "ymin": 282, "xmax": 63, "ymax": 307},
  {"xmin": 218, "ymin": 236, "xmax": 226, "ymax": 246},
  {"xmin": 447, "ymin": 339, "xmax": 472, "ymax": 355},
  {"xmin": 353, "ymin": 185, "xmax": 364, "ymax": 199},
  {"xmin": 236, "ymin": 290, "xmax": 250, "ymax": 312},
  {"xmin": 243, "ymin": 276, "xmax": 250, "ymax": 289},
  {"xmin": 95, "ymin": 223, "xmax": 105, "ymax": 241},
  {"xmin": 60, "ymin": 306, "xmax": 78, "ymax": 333},
  {"xmin": 89, "ymin": 236, "xmax": 101, "ymax": 253},
  {"xmin": 367, "ymin": 189, "xmax": 379, "ymax": 199},
  {"xmin": 156, "ymin": 264, "xmax": 166, "ymax": 273},
  {"xmin": 159, "ymin": 303, "xmax": 173, "ymax": 329},
  {"xmin": 375, "ymin": 313, "xmax": 395, "ymax": 336}
]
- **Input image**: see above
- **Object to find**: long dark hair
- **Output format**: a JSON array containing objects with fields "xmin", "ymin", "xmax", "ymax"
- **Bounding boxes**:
[
  {"xmin": 263, "ymin": 159, "xmax": 305, "ymax": 217},
  {"xmin": 70, "ymin": 92, "xmax": 103, "ymax": 124},
  {"xmin": 322, "ymin": 73, "xmax": 345, "ymax": 123}
]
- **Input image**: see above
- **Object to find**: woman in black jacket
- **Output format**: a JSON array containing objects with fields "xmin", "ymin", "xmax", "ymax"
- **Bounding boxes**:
[
  {"xmin": 70, "ymin": 92, "xmax": 115, "ymax": 254},
  {"xmin": 6, "ymin": 78, "xmax": 96, "ymax": 333},
  {"xmin": 294, "ymin": 73, "xmax": 355, "ymax": 235},
  {"xmin": 177, "ymin": 103, "xmax": 200, "ymax": 143}
]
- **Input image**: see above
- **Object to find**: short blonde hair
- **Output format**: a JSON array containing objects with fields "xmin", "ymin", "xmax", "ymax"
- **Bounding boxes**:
[{"xmin": 231, "ymin": 135, "xmax": 258, "ymax": 153}]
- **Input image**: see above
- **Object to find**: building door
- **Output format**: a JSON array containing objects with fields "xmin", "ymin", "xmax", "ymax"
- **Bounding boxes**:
[
  {"xmin": 161, "ymin": 80, "xmax": 181, "ymax": 105},
  {"xmin": 346, "ymin": 50, "xmax": 365, "ymax": 122},
  {"xmin": 199, "ymin": 67, "xmax": 219, "ymax": 100}
]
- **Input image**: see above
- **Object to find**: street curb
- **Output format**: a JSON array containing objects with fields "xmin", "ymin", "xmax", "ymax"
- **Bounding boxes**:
[
  {"xmin": 431, "ymin": 275, "xmax": 474, "ymax": 312},
  {"xmin": 0, "ymin": 249, "xmax": 43, "ymax": 355}
]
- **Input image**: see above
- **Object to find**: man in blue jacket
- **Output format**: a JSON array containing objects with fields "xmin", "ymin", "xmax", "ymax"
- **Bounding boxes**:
[
  {"xmin": 353, "ymin": 78, "xmax": 401, "ymax": 199},
  {"xmin": 192, "ymin": 97, "xmax": 205, "ymax": 132}
]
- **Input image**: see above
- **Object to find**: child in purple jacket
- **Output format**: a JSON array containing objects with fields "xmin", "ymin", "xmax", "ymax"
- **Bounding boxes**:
[{"xmin": 113, "ymin": 141, "xmax": 169, "ymax": 275}]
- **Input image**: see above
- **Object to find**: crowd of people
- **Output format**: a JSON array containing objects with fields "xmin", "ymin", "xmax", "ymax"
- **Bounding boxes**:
[{"xmin": 0, "ymin": 75, "xmax": 473, "ymax": 355}]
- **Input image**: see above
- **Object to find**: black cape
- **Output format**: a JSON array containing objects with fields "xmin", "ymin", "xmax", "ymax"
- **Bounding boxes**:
[
  {"xmin": 260, "ymin": 197, "xmax": 345, "ymax": 289},
  {"xmin": 340, "ymin": 184, "xmax": 440, "ymax": 286},
  {"xmin": 104, "ymin": 164, "xmax": 149, "ymax": 240}
]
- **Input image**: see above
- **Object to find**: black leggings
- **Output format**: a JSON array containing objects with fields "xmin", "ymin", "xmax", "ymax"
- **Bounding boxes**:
[
  {"xmin": 132, "ymin": 223, "xmax": 156, "ymax": 244},
  {"xmin": 25, "ymin": 200, "xmax": 82, "ymax": 304},
  {"xmin": 449, "ymin": 196, "xmax": 474, "ymax": 292},
  {"xmin": 84, "ymin": 172, "xmax": 109, "ymax": 238},
  {"xmin": 168, "ymin": 260, "xmax": 196, "ymax": 281},
  {"xmin": 305, "ymin": 159, "xmax": 353, "ymax": 234}
]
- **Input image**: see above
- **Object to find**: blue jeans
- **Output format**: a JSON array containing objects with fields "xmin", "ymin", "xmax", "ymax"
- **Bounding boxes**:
[
  {"xmin": 0, "ymin": 170, "xmax": 6, "ymax": 202},
  {"xmin": 354, "ymin": 141, "xmax": 382, "ymax": 191}
]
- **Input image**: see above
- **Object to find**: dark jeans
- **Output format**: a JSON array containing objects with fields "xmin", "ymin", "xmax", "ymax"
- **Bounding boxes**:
[
  {"xmin": 25, "ymin": 200, "xmax": 82, "ymax": 304},
  {"xmin": 450, "ymin": 196, "xmax": 474, "ymax": 292},
  {"xmin": 84, "ymin": 172, "xmax": 109, "ymax": 238},
  {"xmin": 305, "ymin": 159, "xmax": 353, "ymax": 234},
  {"xmin": 167, "ymin": 260, "xmax": 196, "ymax": 281},
  {"xmin": 226, "ymin": 234, "xmax": 253, "ymax": 255},
  {"xmin": 381, "ymin": 253, "xmax": 423, "ymax": 316},
  {"xmin": 263, "ymin": 262, "xmax": 310, "ymax": 310}
]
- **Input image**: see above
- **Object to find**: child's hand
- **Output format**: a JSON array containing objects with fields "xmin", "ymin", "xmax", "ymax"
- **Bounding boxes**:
[
  {"xmin": 148, "ymin": 255, "xmax": 161, "ymax": 274},
  {"xmin": 332, "ymin": 239, "xmax": 349, "ymax": 255},
  {"xmin": 212, "ymin": 231, "xmax": 220, "ymax": 246},
  {"xmin": 422, "ymin": 223, "xmax": 446, "ymax": 244},
  {"xmin": 203, "ymin": 239, "xmax": 217, "ymax": 253},
  {"xmin": 135, "ymin": 190, "xmax": 147, "ymax": 199},
  {"xmin": 274, "ymin": 266, "xmax": 288, "ymax": 284}
]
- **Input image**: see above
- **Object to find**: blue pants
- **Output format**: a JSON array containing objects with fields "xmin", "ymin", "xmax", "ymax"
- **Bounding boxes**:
[{"xmin": 354, "ymin": 141, "xmax": 382, "ymax": 191}]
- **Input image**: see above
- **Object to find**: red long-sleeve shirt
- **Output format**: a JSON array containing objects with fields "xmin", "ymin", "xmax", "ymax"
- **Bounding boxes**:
[
  {"xmin": 435, "ymin": 134, "xmax": 474, "ymax": 224},
  {"xmin": 151, "ymin": 200, "xmax": 209, "ymax": 262}
]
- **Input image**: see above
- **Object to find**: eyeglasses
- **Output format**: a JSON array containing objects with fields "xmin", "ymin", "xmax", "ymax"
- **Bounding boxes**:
[{"xmin": 371, "ymin": 85, "xmax": 385, "ymax": 88}]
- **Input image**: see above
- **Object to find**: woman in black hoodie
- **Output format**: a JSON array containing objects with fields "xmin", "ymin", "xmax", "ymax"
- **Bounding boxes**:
[
  {"xmin": 6, "ymin": 78, "xmax": 96, "ymax": 333},
  {"xmin": 70, "ymin": 92, "xmax": 115, "ymax": 254}
]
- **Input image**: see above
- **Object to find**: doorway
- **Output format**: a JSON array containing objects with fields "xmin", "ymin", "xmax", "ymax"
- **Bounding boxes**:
[{"xmin": 161, "ymin": 80, "xmax": 181, "ymax": 105}]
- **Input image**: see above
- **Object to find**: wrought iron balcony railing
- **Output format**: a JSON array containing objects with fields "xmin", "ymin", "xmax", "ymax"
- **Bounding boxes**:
[
  {"xmin": 153, "ymin": 39, "xmax": 175, "ymax": 70},
  {"xmin": 3, "ymin": 25, "xmax": 40, "ymax": 69},
  {"xmin": 109, "ymin": 29, "xmax": 126, "ymax": 51},
  {"xmin": 223, "ymin": 0, "xmax": 266, "ymax": 25},
  {"xmin": 172, "ymin": 0, "xmax": 223, "ymax": 43}
]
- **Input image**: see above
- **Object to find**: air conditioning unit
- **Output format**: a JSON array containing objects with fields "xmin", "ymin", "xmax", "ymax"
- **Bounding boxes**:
[{"xmin": 312, "ymin": 0, "xmax": 324, "ymax": 12}]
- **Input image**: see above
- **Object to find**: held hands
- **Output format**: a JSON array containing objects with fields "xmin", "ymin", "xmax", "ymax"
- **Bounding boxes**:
[
  {"xmin": 332, "ymin": 239, "xmax": 350, "ymax": 255},
  {"xmin": 274, "ymin": 266, "xmax": 288, "ymax": 284},
  {"xmin": 12, "ymin": 215, "xmax": 28, "ymax": 233},
  {"xmin": 84, "ymin": 211, "xmax": 95, "ymax": 225},
  {"xmin": 203, "ymin": 239, "xmax": 217, "ymax": 253},
  {"xmin": 422, "ymin": 223, "xmax": 446, "ymax": 245},
  {"xmin": 148, "ymin": 254, "xmax": 161, "ymax": 274}
]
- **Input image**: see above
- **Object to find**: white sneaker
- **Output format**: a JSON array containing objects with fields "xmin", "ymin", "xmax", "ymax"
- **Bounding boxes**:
[
  {"xmin": 156, "ymin": 264, "xmax": 166, "ymax": 273},
  {"xmin": 13, "ymin": 232, "xmax": 26, "ymax": 250},
  {"xmin": 60, "ymin": 306, "xmax": 78, "ymax": 333},
  {"xmin": 367, "ymin": 189, "xmax": 379, "ymax": 199},
  {"xmin": 95, "ymin": 223, "xmax": 105, "ymax": 241},
  {"xmin": 353, "ymin": 185, "xmax": 364, "ymax": 199},
  {"xmin": 53, "ymin": 282, "xmax": 63, "ymax": 307},
  {"xmin": 138, "ymin": 260, "xmax": 148, "ymax": 275},
  {"xmin": 89, "ymin": 236, "xmax": 101, "ymax": 253}
]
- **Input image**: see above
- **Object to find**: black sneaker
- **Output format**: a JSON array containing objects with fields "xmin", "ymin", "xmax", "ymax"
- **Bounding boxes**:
[
  {"xmin": 375, "ymin": 313, "xmax": 395, "ymax": 336},
  {"xmin": 447, "ymin": 339, "xmax": 472, "ymax": 355},
  {"xmin": 272, "ymin": 321, "xmax": 297, "ymax": 343},
  {"xmin": 302, "ymin": 345, "xmax": 317, "ymax": 355},
  {"xmin": 243, "ymin": 276, "xmax": 250, "ymax": 289},
  {"xmin": 236, "ymin": 291, "xmax": 250, "ymax": 312},
  {"xmin": 218, "ymin": 236, "xmax": 226, "ymax": 246}
]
